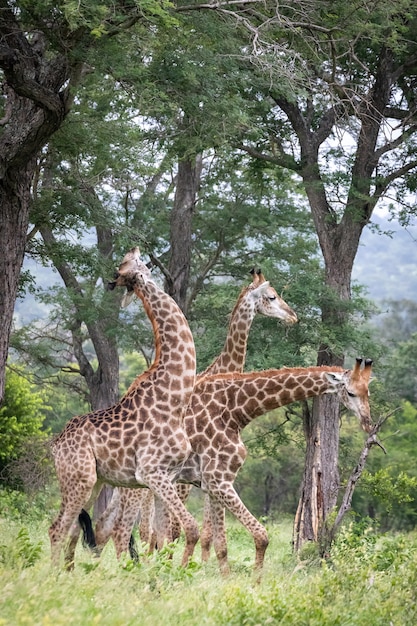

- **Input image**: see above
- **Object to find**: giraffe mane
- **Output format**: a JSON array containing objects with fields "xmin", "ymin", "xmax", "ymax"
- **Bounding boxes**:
[{"xmin": 195, "ymin": 365, "xmax": 347, "ymax": 387}]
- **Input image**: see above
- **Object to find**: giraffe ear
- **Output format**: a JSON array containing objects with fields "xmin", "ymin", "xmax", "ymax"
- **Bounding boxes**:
[
  {"xmin": 251, "ymin": 281, "xmax": 270, "ymax": 296},
  {"xmin": 323, "ymin": 372, "xmax": 345, "ymax": 390}
]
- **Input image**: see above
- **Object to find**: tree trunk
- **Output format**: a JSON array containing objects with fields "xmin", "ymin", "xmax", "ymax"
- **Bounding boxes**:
[
  {"xmin": 166, "ymin": 154, "xmax": 202, "ymax": 312},
  {"xmin": 0, "ymin": 7, "xmax": 74, "ymax": 402},
  {"xmin": 0, "ymin": 164, "xmax": 35, "ymax": 401},
  {"xmin": 293, "ymin": 394, "xmax": 341, "ymax": 552}
]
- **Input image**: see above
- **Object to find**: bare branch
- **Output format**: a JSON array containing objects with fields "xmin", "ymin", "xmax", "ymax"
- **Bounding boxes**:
[{"xmin": 325, "ymin": 407, "xmax": 401, "ymax": 549}]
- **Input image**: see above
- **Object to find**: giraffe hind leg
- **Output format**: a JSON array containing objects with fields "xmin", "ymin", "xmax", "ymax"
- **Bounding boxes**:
[
  {"xmin": 110, "ymin": 490, "xmax": 143, "ymax": 559},
  {"xmin": 49, "ymin": 470, "xmax": 99, "ymax": 569},
  {"xmin": 200, "ymin": 492, "xmax": 214, "ymax": 562}
]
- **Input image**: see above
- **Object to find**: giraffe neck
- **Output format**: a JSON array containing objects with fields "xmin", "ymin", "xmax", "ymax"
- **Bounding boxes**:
[
  {"xmin": 197, "ymin": 366, "xmax": 344, "ymax": 429},
  {"xmin": 125, "ymin": 279, "xmax": 196, "ymax": 405},
  {"xmin": 199, "ymin": 287, "xmax": 255, "ymax": 379}
]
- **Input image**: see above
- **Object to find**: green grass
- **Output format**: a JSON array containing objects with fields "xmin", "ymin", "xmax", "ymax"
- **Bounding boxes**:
[{"xmin": 1, "ymin": 514, "xmax": 417, "ymax": 625}]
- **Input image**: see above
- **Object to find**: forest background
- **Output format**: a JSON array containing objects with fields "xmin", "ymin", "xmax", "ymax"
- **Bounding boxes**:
[{"xmin": 2, "ymin": 0, "xmax": 417, "ymax": 560}]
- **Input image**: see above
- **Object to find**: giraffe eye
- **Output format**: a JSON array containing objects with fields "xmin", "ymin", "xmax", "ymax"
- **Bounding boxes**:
[
  {"xmin": 347, "ymin": 391, "xmax": 356, "ymax": 398},
  {"xmin": 269, "ymin": 295, "xmax": 276, "ymax": 301}
]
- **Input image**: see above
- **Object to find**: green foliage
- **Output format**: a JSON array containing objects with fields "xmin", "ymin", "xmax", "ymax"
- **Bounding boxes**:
[
  {"xmin": 0, "ymin": 527, "xmax": 42, "ymax": 570},
  {"xmin": 345, "ymin": 400, "xmax": 417, "ymax": 531},
  {"xmin": 0, "ymin": 487, "xmax": 55, "ymax": 521},
  {"xmin": 1, "ymin": 515, "xmax": 417, "ymax": 625},
  {"xmin": 0, "ymin": 369, "xmax": 50, "ymax": 475},
  {"xmin": 119, "ymin": 352, "xmax": 148, "ymax": 394},
  {"xmin": 360, "ymin": 469, "xmax": 417, "ymax": 512},
  {"xmin": 120, "ymin": 540, "xmax": 201, "ymax": 589}
]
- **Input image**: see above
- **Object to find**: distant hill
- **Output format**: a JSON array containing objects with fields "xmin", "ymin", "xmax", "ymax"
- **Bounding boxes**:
[{"xmin": 352, "ymin": 214, "xmax": 417, "ymax": 303}]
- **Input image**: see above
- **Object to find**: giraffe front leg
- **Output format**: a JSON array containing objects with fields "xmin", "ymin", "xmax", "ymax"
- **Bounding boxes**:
[
  {"xmin": 143, "ymin": 470, "xmax": 199, "ymax": 567},
  {"xmin": 208, "ymin": 481, "xmax": 269, "ymax": 574},
  {"xmin": 200, "ymin": 492, "xmax": 214, "ymax": 562},
  {"xmin": 205, "ymin": 494, "xmax": 229, "ymax": 575}
]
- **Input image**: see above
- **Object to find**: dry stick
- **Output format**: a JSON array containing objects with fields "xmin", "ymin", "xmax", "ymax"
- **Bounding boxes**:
[{"xmin": 325, "ymin": 408, "xmax": 400, "ymax": 549}]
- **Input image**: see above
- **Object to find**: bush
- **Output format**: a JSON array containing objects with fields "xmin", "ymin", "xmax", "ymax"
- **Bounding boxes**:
[{"xmin": 0, "ymin": 368, "xmax": 50, "ymax": 489}]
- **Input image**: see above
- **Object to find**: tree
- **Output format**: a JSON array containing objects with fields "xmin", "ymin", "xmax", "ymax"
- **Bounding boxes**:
[
  {"xmin": 0, "ymin": 0, "xmax": 175, "ymax": 403},
  {"xmin": 197, "ymin": 0, "xmax": 417, "ymax": 551}
]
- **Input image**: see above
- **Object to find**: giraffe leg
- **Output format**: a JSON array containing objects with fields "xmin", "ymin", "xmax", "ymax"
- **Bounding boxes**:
[
  {"xmin": 49, "ymin": 450, "xmax": 98, "ymax": 569},
  {"xmin": 204, "ymin": 494, "xmax": 229, "ymax": 575},
  {"xmin": 143, "ymin": 470, "xmax": 199, "ymax": 566},
  {"xmin": 170, "ymin": 484, "xmax": 192, "ymax": 542},
  {"xmin": 111, "ymin": 490, "xmax": 143, "ymax": 559},
  {"xmin": 94, "ymin": 488, "xmax": 122, "ymax": 552},
  {"xmin": 154, "ymin": 495, "xmax": 174, "ymax": 550},
  {"xmin": 138, "ymin": 489, "xmax": 156, "ymax": 550},
  {"xmin": 50, "ymin": 488, "xmax": 96, "ymax": 569},
  {"xmin": 200, "ymin": 492, "xmax": 214, "ymax": 562},
  {"xmin": 207, "ymin": 482, "xmax": 269, "ymax": 573},
  {"xmin": 65, "ymin": 520, "xmax": 82, "ymax": 570}
]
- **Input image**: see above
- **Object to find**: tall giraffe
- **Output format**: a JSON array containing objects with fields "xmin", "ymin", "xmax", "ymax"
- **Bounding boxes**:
[
  {"xmin": 48, "ymin": 247, "xmax": 198, "ymax": 568},
  {"xmin": 93, "ymin": 268, "xmax": 298, "ymax": 553},
  {"xmin": 177, "ymin": 358, "xmax": 374, "ymax": 574}
]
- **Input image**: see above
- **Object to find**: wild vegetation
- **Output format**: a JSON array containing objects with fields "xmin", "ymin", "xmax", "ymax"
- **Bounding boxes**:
[
  {"xmin": 1, "ymin": 1, "xmax": 417, "ymax": 620},
  {"xmin": 1, "ymin": 512, "xmax": 417, "ymax": 625}
]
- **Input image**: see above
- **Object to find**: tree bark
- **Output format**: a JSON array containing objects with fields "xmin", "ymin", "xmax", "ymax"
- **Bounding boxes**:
[
  {"xmin": 166, "ymin": 154, "xmax": 202, "ymax": 313},
  {"xmin": 0, "ymin": 6, "xmax": 74, "ymax": 402}
]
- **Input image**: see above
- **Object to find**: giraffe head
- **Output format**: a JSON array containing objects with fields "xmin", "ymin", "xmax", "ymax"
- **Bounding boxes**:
[
  {"xmin": 248, "ymin": 268, "xmax": 297, "ymax": 324},
  {"xmin": 324, "ymin": 358, "xmax": 374, "ymax": 432},
  {"xmin": 108, "ymin": 247, "xmax": 152, "ymax": 302}
]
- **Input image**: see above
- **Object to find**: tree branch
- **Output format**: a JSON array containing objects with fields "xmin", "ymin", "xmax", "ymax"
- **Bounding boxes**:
[
  {"xmin": 237, "ymin": 141, "xmax": 300, "ymax": 172},
  {"xmin": 324, "ymin": 407, "xmax": 400, "ymax": 550}
]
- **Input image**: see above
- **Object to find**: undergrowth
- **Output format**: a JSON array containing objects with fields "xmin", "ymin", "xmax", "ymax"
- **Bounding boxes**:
[{"xmin": 0, "ymin": 514, "xmax": 416, "ymax": 625}]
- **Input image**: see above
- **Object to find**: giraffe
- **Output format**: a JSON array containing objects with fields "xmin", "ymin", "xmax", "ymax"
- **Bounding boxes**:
[
  {"xmin": 48, "ymin": 247, "xmax": 198, "ymax": 569},
  {"xmin": 176, "ymin": 358, "xmax": 374, "ymax": 574},
  {"xmin": 92, "ymin": 267, "xmax": 298, "ymax": 554},
  {"xmin": 105, "ymin": 358, "xmax": 374, "ymax": 572}
]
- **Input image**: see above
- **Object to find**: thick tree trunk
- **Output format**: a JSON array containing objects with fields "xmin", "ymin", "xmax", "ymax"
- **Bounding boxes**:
[
  {"xmin": 166, "ymin": 155, "xmax": 202, "ymax": 312},
  {"xmin": 0, "ymin": 165, "xmax": 35, "ymax": 401},
  {"xmin": 0, "ymin": 7, "xmax": 73, "ymax": 402},
  {"xmin": 287, "ymin": 48, "xmax": 393, "ymax": 549},
  {"xmin": 293, "ymin": 394, "xmax": 341, "ymax": 552}
]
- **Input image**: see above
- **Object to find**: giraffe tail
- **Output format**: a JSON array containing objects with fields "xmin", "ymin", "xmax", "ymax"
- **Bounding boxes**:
[
  {"xmin": 129, "ymin": 534, "xmax": 139, "ymax": 562},
  {"xmin": 78, "ymin": 509, "xmax": 97, "ymax": 551}
]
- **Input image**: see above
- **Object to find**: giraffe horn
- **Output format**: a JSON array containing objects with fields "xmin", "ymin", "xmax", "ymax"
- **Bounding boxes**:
[
  {"xmin": 250, "ymin": 267, "xmax": 260, "ymax": 286},
  {"xmin": 362, "ymin": 358, "xmax": 373, "ymax": 382},
  {"xmin": 257, "ymin": 271, "xmax": 266, "ymax": 284},
  {"xmin": 351, "ymin": 357, "xmax": 363, "ymax": 381}
]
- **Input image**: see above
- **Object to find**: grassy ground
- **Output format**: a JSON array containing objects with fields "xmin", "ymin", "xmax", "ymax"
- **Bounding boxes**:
[{"xmin": 1, "ymin": 512, "xmax": 417, "ymax": 626}]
